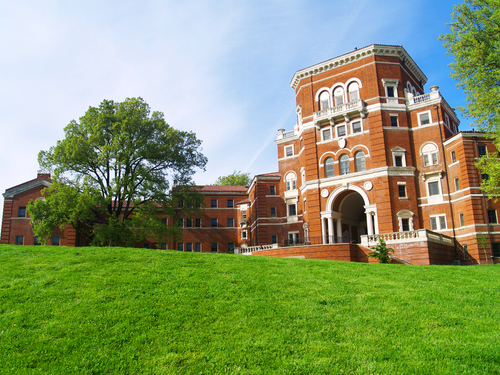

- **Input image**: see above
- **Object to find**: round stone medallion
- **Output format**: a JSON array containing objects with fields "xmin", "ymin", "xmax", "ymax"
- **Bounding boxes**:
[
  {"xmin": 364, "ymin": 181, "xmax": 373, "ymax": 191},
  {"xmin": 321, "ymin": 189, "xmax": 329, "ymax": 198}
]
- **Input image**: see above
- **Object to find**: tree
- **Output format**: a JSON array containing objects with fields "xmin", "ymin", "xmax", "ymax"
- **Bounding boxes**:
[
  {"xmin": 439, "ymin": 1, "xmax": 500, "ymax": 199},
  {"xmin": 214, "ymin": 170, "xmax": 251, "ymax": 186},
  {"xmin": 367, "ymin": 239, "xmax": 394, "ymax": 263},
  {"xmin": 28, "ymin": 97, "xmax": 207, "ymax": 246},
  {"xmin": 439, "ymin": 0, "xmax": 500, "ymax": 132}
]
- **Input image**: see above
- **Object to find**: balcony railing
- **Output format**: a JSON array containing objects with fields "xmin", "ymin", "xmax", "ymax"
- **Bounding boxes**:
[
  {"xmin": 407, "ymin": 90, "xmax": 441, "ymax": 105},
  {"xmin": 313, "ymin": 99, "xmax": 364, "ymax": 123}
]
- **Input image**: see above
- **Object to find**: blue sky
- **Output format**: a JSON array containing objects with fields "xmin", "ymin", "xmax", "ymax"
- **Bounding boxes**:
[{"xmin": 0, "ymin": 0, "xmax": 468, "ymax": 209}]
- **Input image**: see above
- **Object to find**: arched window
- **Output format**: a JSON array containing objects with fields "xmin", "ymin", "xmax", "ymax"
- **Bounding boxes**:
[
  {"xmin": 355, "ymin": 151, "xmax": 366, "ymax": 172},
  {"xmin": 325, "ymin": 157, "xmax": 334, "ymax": 177},
  {"xmin": 319, "ymin": 91, "xmax": 330, "ymax": 110},
  {"xmin": 285, "ymin": 172, "xmax": 297, "ymax": 191},
  {"xmin": 348, "ymin": 82, "xmax": 359, "ymax": 102},
  {"xmin": 340, "ymin": 155, "xmax": 350, "ymax": 175},
  {"xmin": 421, "ymin": 143, "xmax": 439, "ymax": 166},
  {"xmin": 334, "ymin": 87, "xmax": 344, "ymax": 106}
]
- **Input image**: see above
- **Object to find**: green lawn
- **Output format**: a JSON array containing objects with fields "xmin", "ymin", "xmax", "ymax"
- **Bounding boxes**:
[{"xmin": 1, "ymin": 245, "xmax": 499, "ymax": 374}]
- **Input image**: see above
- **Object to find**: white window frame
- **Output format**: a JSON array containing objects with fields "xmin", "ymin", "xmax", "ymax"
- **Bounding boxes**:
[
  {"xmin": 333, "ymin": 87, "xmax": 345, "ymax": 106},
  {"xmin": 336, "ymin": 124, "xmax": 347, "ymax": 138},
  {"xmin": 324, "ymin": 157, "xmax": 335, "ymax": 177},
  {"xmin": 287, "ymin": 203, "xmax": 297, "ymax": 217},
  {"xmin": 454, "ymin": 177, "xmax": 460, "ymax": 191},
  {"xmin": 354, "ymin": 151, "xmax": 366, "ymax": 172},
  {"xmin": 451, "ymin": 150, "xmax": 457, "ymax": 164},
  {"xmin": 398, "ymin": 181, "xmax": 407, "ymax": 198},
  {"xmin": 459, "ymin": 213, "xmax": 465, "ymax": 227},
  {"xmin": 390, "ymin": 114, "xmax": 399, "ymax": 127},
  {"xmin": 397, "ymin": 210, "xmax": 414, "ymax": 232},
  {"xmin": 429, "ymin": 214, "xmax": 447, "ymax": 231},
  {"xmin": 284, "ymin": 145, "xmax": 294, "ymax": 158},
  {"xmin": 348, "ymin": 82, "xmax": 360, "ymax": 102},
  {"xmin": 351, "ymin": 120, "xmax": 362, "ymax": 134},
  {"xmin": 322, "ymin": 127, "xmax": 332, "ymax": 142},
  {"xmin": 421, "ymin": 143, "xmax": 439, "ymax": 166},
  {"xmin": 319, "ymin": 90, "xmax": 331, "ymax": 110},
  {"xmin": 339, "ymin": 154, "xmax": 350, "ymax": 175},
  {"xmin": 392, "ymin": 147, "xmax": 407, "ymax": 167},
  {"xmin": 418, "ymin": 110, "xmax": 432, "ymax": 126},
  {"xmin": 382, "ymin": 78, "xmax": 399, "ymax": 103},
  {"xmin": 427, "ymin": 179, "xmax": 442, "ymax": 197},
  {"xmin": 241, "ymin": 230, "xmax": 248, "ymax": 240}
]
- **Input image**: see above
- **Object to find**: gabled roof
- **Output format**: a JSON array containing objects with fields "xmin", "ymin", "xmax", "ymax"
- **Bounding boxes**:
[{"xmin": 3, "ymin": 174, "xmax": 52, "ymax": 199}]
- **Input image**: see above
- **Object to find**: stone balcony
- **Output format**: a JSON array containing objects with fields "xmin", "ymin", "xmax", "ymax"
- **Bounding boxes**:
[{"xmin": 313, "ymin": 99, "xmax": 365, "ymax": 126}]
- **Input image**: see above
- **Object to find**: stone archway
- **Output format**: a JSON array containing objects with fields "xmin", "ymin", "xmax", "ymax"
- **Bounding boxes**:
[{"xmin": 321, "ymin": 185, "xmax": 377, "ymax": 244}]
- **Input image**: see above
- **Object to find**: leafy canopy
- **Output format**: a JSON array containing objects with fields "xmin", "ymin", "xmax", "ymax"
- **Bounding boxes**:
[
  {"xmin": 439, "ymin": 0, "xmax": 500, "ymax": 199},
  {"xmin": 28, "ymin": 97, "xmax": 207, "ymax": 246},
  {"xmin": 215, "ymin": 170, "xmax": 251, "ymax": 186}
]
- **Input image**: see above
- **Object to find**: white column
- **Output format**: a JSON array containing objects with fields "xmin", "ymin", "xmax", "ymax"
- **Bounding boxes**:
[
  {"xmin": 327, "ymin": 217, "xmax": 334, "ymax": 244},
  {"xmin": 366, "ymin": 211, "xmax": 374, "ymax": 236},
  {"xmin": 373, "ymin": 212, "xmax": 379, "ymax": 234},
  {"xmin": 321, "ymin": 218, "xmax": 327, "ymax": 244},
  {"xmin": 336, "ymin": 219, "xmax": 342, "ymax": 242}
]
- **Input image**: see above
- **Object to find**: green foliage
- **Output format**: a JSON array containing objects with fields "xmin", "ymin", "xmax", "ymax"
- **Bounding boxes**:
[
  {"xmin": 367, "ymin": 238, "xmax": 394, "ymax": 263},
  {"xmin": 1, "ymin": 244, "xmax": 500, "ymax": 374},
  {"xmin": 440, "ymin": 1, "xmax": 500, "ymax": 200},
  {"xmin": 30, "ymin": 97, "xmax": 207, "ymax": 246},
  {"xmin": 439, "ymin": 0, "xmax": 500, "ymax": 132},
  {"xmin": 214, "ymin": 170, "xmax": 251, "ymax": 186}
]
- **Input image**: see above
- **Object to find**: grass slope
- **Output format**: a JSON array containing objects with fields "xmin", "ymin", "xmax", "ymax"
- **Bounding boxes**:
[{"xmin": 0, "ymin": 245, "xmax": 499, "ymax": 374}]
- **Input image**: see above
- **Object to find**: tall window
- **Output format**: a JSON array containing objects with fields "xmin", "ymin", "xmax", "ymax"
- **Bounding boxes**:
[
  {"xmin": 488, "ymin": 210, "xmax": 498, "ymax": 224},
  {"xmin": 334, "ymin": 87, "xmax": 344, "ymax": 106},
  {"xmin": 186, "ymin": 218, "xmax": 192, "ymax": 227},
  {"xmin": 211, "ymin": 199, "xmax": 217, "ymax": 208},
  {"xmin": 195, "ymin": 243, "xmax": 201, "ymax": 252},
  {"xmin": 285, "ymin": 173, "xmax": 297, "ymax": 191},
  {"xmin": 186, "ymin": 243, "xmax": 192, "ymax": 252},
  {"xmin": 211, "ymin": 218, "xmax": 217, "ymax": 227},
  {"xmin": 340, "ymin": 155, "xmax": 350, "ymax": 175},
  {"xmin": 319, "ymin": 91, "xmax": 330, "ymax": 110},
  {"xmin": 355, "ymin": 151, "xmax": 366, "ymax": 172},
  {"xmin": 478, "ymin": 145, "xmax": 487, "ymax": 157},
  {"xmin": 195, "ymin": 218, "xmax": 201, "ymax": 227},
  {"xmin": 348, "ymin": 82, "xmax": 359, "ymax": 101},
  {"xmin": 398, "ymin": 185, "xmax": 407, "ymax": 198},
  {"xmin": 270, "ymin": 186, "xmax": 276, "ymax": 195},
  {"xmin": 270, "ymin": 207, "xmax": 276, "ymax": 217},
  {"xmin": 454, "ymin": 177, "xmax": 460, "ymax": 191},
  {"xmin": 451, "ymin": 150, "xmax": 457, "ymax": 163},
  {"xmin": 459, "ymin": 213, "xmax": 465, "ymax": 227},
  {"xmin": 177, "ymin": 243, "xmax": 184, "ymax": 251},
  {"xmin": 211, "ymin": 243, "xmax": 218, "ymax": 253},
  {"xmin": 390, "ymin": 115, "xmax": 399, "ymax": 127},
  {"xmin": 227, "ymin": 199, "xmax": 234, "ymax": 208},
  {"xmin": 325, "ymin": 157, "xmax": 335, "ymax": 177},
  {"xmin": 285, "ymin": 145, "xmax": 293, "ymax": 157},
  {"xmin": 227, "ymin": 218, "xmax": 234, "ymax": 227},
  {"xmin": 288, "ymin": 204, "xmax": 297, "ymax": 217}
]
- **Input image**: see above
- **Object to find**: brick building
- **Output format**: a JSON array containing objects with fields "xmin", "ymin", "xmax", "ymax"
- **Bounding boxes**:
[{"xmin": 2, "ymin": 44, "xmax": 500, "ymax": 264}]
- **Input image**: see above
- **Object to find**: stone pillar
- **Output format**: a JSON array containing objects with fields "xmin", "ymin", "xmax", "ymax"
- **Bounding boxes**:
[
  {"xmin": 336, "ymin": 219, "xmax": 342, "ymax": 242},
  {"xmin": 366, "ymin": 211, "xmax": 374, "ymax": 236},
  {"xmin": 327, "ymin": 217, "xmax": 334, "ymax": 244},
  {"xmin": 321, "ymin": 218, "xmax": 327, "ymax": 244}
]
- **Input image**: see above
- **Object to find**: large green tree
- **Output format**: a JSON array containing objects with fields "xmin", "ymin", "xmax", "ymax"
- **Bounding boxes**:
[
  {"xmin": 28, "ymin": 97, "xmax": 207, "ymax": 246},
  {"xmin": 214, "ymin": 170, "xmax": 251, "ymax": 186},
  {"xmin": 440, "ymin": 0, "xmax": 500, "ymax": 198}
]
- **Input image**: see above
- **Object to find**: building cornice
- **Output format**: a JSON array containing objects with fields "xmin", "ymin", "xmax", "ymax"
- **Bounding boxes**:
[
  {"xmin": 290, "ymin": 44, "xmax": 427, "ymax": 90},
  {"xmin": 3, "ymin": 179, "xmax": 51, "ymax": 198}
]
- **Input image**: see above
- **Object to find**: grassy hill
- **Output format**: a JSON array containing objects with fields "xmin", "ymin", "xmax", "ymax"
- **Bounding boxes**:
[{"xmin": 1, "ymin": 245, "xmax": 499, "ymax": 374}]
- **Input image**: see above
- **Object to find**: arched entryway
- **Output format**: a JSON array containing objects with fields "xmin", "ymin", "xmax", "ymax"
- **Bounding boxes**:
[{"xmin": 320, "ymin": 185, "xmax": 378, "ymax": 244}]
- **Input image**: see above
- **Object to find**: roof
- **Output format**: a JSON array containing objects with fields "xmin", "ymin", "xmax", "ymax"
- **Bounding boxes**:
[
  {"xmin": 255, "ymin": 172, "xmax": 280, "ymax": 178},
  {"xmin": 199, "ymin": 185, "xmax": 248, "ymax": 192},
  {"xmin": 3, "ymin": 174, "xmax": 52, "ymax": 199},
  {"xmin": 290, "ymin": 44, "xmax": 427, "ymax": 90}
]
